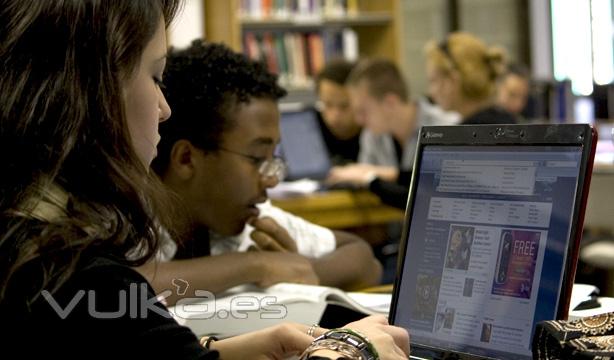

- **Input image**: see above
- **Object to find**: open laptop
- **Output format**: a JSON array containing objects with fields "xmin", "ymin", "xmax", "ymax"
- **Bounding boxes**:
[
  {"xmin": 389, "ymin": 124, "xmax": 597, "ymax": 360},
  {"xmin": 277, "ymin": 109, "xmax": 332, "ymax": 181}
]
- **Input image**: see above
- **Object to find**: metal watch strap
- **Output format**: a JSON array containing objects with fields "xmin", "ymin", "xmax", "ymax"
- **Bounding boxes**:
[{"xmin": 314, "ymin": 331, "xmax": 377, "ymax": 360}]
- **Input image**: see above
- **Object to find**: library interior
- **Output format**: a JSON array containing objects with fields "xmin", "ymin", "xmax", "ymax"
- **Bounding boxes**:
[
  {"xmin": 3, "ymin": 0, "xmax": 614, "ymax": 358},
  {"xmin": 163, "ymin": 0, "xmax": 614, "ymax": 356},
  {"xmin": 177, "ymin": 0, "xmax": 614, "ymax": 290}
]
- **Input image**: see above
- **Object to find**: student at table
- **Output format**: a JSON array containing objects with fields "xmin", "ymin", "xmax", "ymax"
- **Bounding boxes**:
[
  {"xmin": 139, "ymin": 41, "xmax": 383, "ymax": 306},
  {"xmin": 424, "ymin": 31, "xmax": 517, "ymax": 125},
  {"xmin": 496, "ymin": 62, "xmax": 531, "ymax": 121},
  {"xmin": 326, "ymin": 59, "xmax": 457, "ymax": 209},
  {"xmin": 315, "ymin": 59, "xmax": 361, "ymax": 164},
  {"xmin": 0, "ymin": 1, "xmax": 408, "ymax": 359}
]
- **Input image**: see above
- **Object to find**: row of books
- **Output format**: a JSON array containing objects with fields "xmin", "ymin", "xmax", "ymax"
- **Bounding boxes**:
[
  {"xmin": 239, "ymin": 0, "xmax": 359, "ymax": 20},
  {"xmin": 243, "ymin": 29, "xmax": 358, "ymax": 89}
]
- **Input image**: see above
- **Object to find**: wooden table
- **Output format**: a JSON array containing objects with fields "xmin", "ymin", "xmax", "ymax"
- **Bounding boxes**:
[{"xmin": 270, "ymin": 190, "xmax": 405, "ymax": 229}]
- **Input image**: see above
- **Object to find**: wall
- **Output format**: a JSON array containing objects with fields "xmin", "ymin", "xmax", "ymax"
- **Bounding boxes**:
[
  {"xmin": 400, "ymin": 0, "xmax": 528, "ymax": 99},
  {"xmin": 168, "ymin": 0, "xmax": 204, "ymax": 49},
  {"xmin": 400, "ymin": 0, "xmax": 449, "ymax": 98}
]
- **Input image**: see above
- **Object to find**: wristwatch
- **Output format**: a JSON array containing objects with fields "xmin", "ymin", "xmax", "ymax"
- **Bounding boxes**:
[{"xmin": 313, "ymin": 330, "xmax": 378, "ymax": 360}]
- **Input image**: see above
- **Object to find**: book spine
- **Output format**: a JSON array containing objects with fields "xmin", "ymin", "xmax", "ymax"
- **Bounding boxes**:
[
  {"xmin": 275, "ymin": 33, "xmax": 290, "ymax": 86},
  {"xmin": 262, "ymin": 32, "xmax": 279, "ymax": 74},
  {"xmin": 342, "ymin": 28, "xmax": 358, "ymax": 61}
]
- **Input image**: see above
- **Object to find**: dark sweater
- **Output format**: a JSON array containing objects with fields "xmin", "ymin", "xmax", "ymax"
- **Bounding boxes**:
[
  {"xmin": 461, "ymin": 106, "xmax": 517, "ymax": 125},
  {"xmin": 2, "ymin": 256, "xmax": 217, "ymax": 359},
  {"xmin": 315, "ymin": 110, "xmax": 361, "ymax": 165}
]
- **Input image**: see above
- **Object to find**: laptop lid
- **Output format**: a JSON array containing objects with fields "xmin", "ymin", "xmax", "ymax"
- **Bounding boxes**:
[
  {"xmin": 389, "ymin": 124, "xmax": 597, "ymax": 360},
  {"xmin": 277, "ymin": 109, "xmax": 332, "ymax": 181}
]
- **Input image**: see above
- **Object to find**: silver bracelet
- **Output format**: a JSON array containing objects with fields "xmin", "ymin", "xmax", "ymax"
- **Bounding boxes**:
[
  {"xmin": 300, "ymin": 329, "xmax": 379, "ymax": 360},
  {"xmin": 299, "ymin": 338, "xmax": 363, "ymax": 360}
]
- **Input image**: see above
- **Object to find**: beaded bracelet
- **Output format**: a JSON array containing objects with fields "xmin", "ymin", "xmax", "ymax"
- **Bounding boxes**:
[{"xmin": 199, "ymin": 335, "xmax": 219, "ymax": 349}]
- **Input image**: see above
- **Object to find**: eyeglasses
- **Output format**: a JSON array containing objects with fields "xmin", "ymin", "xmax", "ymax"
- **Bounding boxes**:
[{"xmin": 218, "ymin": 147, "xmax": 286, "ymax": 181}]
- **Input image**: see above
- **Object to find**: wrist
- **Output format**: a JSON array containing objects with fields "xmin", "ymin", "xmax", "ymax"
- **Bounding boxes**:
[
  {"xmin": 363, "ymin": 171, "xmax": 378, "ymax": 187},
  {"xmin": 199, "ymin": 335, "xmax": 218, "ymax": 350},
  {"xmin": 245, "ymin": 251, "xmax": 266, "ymax": 283}
]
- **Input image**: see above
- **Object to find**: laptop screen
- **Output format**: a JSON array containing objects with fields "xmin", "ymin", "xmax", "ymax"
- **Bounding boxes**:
[
  {"xmin": 391, "ymin": 125, "xmax": 596, "ymax": 360},
  {"xmin": 278, "ymin": 110, "xmax": 331, "ymax": 180}
]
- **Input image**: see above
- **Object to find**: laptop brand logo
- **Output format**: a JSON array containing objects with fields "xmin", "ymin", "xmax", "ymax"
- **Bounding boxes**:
[{"xmin": 424, "ymin": 131, "xmax": 444, "ymax": 139}]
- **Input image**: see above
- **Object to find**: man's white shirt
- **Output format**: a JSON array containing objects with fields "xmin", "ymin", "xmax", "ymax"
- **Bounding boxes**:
[{"xmin": 157, "ymin": 200, "xmax": 336, "ymax": 261}]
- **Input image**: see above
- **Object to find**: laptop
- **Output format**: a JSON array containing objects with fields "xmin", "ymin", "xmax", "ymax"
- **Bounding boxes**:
[
  {"xmin": 277, "ymin": 109, "xmax": 332, "ymax": 181},
  {"xmin": 389, "ymin": 124, "xmax": 597, "ymax": 360}
]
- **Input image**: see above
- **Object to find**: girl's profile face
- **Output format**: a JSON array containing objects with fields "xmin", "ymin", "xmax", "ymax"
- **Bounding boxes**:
[
  {"xmin": 426, "ymin": 62, "xmax": 457, "ymax": 112},
  {"xmin": 123, "ymin": 17, "xmax": 171, "ymax": 167}
]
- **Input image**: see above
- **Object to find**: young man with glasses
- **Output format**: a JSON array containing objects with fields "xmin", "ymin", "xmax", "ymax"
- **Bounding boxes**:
[{"xmin": 139, "ymin": 41, "xmax": 382, "ymax": 305}]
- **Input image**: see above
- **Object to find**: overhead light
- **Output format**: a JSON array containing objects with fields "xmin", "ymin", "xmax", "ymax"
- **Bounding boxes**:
[
  {"xmin": 551, "ymin": 0, "xmax": 594, "ymax": 95},
  {"xmin": 591, "ymin": 0, "xmax": 614, "ymax": 86}
]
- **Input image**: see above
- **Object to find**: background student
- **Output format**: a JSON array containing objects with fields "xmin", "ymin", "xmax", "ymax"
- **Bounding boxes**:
[
  {"xmin": 315, "ymin": 58, "xmax": 362, "ymax": 164},
  {"xmin": 334, "ymin": 31, "xmax": 515, "ymax": 210},
  {"xmin": 496, "ymin": 62, "xmax": 531, "ymax": 121},
  {"xmin": 325, "ymin": 58, "xmax": 457, "ymax": 209},
  {"xmin": 0, "ymin": 1, "xmax": 410, "ymax": 358},
  {"xmin": 141, "ymin": 41, "xmax": 383, "ymax": 306},
  {"xmin": 425, "ymin": 31, "xmax": 517, "ymax": 125}
]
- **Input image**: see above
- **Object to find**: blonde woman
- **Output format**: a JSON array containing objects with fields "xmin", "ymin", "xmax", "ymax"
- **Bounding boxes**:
[{"xmin": 425, "ymin": 31, "xmax": 517, "ymax": 124}]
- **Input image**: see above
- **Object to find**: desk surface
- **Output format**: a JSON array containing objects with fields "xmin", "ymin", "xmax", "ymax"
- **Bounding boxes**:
[
  {"xmin": 583, "ymin": 163, "xmax": 614, "ymax": 231},
  {"xmin": 271, "ymin": 190, "xmax": 405, "ymax": 229},
  {"xmin": 594, "ymin": 160, "xmax": 614, "ymax": 173},
  {"xmin": 568, "ymin": 297, "xmax": 614, "ymax": 320}
]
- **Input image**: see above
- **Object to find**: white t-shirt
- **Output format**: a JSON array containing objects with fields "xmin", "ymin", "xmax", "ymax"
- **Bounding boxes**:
[{"xmin": 157, "ymin": 200, "xmax": 336, "ymax": 261}]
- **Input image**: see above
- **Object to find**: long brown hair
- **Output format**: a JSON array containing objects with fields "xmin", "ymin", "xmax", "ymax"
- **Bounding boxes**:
[{"xmin": 0, "ymin": 0, "xmax": 182, "ymax": 301}]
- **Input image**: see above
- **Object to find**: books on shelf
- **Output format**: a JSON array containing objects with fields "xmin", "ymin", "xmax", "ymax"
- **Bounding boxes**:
[
  {"xmin": 243, "ymin": 28, "xmax": 357, "ymax": 89},
  {"xmin": 168, "ymin": 283, "xmax": 391, "ymax": 338},
  {"xmin": 341, "ymin": 27, "xmax": 357, "ymax": 61},
  {"xmin": 239, "ymin": 0, "xmax": 359, "ymax": 21}
]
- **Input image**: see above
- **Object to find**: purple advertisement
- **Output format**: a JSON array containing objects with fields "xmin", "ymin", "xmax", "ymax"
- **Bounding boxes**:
[{"xmin": 492, "ymin": 229, "xmax": 541, "ymax": 299}]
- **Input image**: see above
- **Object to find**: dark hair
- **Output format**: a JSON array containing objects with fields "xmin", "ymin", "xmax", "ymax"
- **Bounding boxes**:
[
  {"xmin": 0, "ymin": 0, "xmax": 182, "ymax": 301},
  {"xmin": 316, "ymin": 58, "xmax": 356, "ymax": 90},
  {"xmin": 152, "ymin": 40, "xmax": 287, "ymax": 176},
  {"xmin": 504, "ymin": 62, "xmax": 530, "ymax": 80},
  {"xmin": 346, "ymin": 58, "xmax": 409, "ymax": 102}
]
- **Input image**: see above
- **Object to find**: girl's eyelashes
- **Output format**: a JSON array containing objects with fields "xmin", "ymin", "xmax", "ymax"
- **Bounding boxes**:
[{"xmin": 153, "ymin": 76, "xmax": 165, "ymax": 89}]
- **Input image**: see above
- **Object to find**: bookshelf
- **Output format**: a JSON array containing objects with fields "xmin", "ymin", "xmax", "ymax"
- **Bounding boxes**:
[
  {"xmin": 240, "ymin": 13, "xmax": 393, "ymax": 30},
  {"xmin": 203, "ymin": 0, "xmax": 402, "ymax": 105}
]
